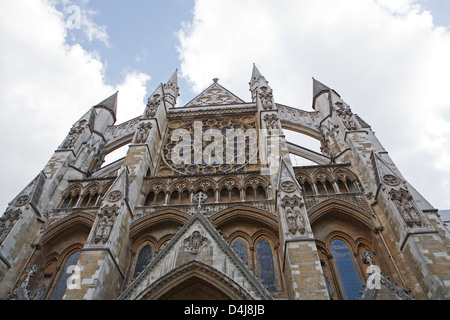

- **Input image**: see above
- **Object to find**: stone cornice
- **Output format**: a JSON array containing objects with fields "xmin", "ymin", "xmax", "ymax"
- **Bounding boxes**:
[{"xmin": 167, "ymin": 103, "xmax": 257, "ymax": 118}]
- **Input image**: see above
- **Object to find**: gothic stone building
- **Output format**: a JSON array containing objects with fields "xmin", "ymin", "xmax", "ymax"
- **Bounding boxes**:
[{"xmin": 1, "ymin": 65, "xmax": 449, "ymax": 300}]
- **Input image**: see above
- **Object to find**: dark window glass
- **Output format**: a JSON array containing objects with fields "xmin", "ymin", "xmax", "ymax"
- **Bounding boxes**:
[
  {"xmin": 337, "ymin": 180, "xmax": 348, "ymax": 193},
  {"xmin": 232, "ymin": 240, "xmax": 248, "ymax": 265},
  {"xmin": 331, "ymin": 240, "xmax": 362, "ymax": 300},
  {"xmin": 144, "ymin": 192, "xmax": 155, "ymax": 206},
  {"xmin": 303, "ymin": 181, "xmax": 314, "ymax": 195},
  {"xmin": 346, "ymin": 179, "xmax": 357, "ymax": 193},
  {"xmin": 256, "ymin": 186, "xmax": 266, "ymax": 200},
  {"xmin": 49, "ymin": 251, "xmax": 81, "ymax": 300},
  {"xmin": 133, "ymin": 245, "xmax": 153, "ymax": 279},
  {"xmin": 60, "ymin": 197, "xmax": 71, "ymax": 209},
  {"xmin": 317, "ymin": 181, "xmax": 327, "ymax": 194},
  {"xmin": 256, "ymin": 239, "xmax": 276, "ymax": 293}
]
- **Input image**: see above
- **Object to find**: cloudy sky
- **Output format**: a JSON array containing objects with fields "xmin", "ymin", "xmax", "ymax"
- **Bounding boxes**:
[{"xmin": 1, "ymin": 0, "xmax": 449, "ymax": 213}]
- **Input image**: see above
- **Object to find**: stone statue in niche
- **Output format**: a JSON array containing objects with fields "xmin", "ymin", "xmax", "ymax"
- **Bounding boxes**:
[
  {"xmin": 390, "ymin": 189, "xmax": 423, "ymax": 227},
  {"xmin": 0, "ymin": 208, "xmax": 21, "ymax": 244},
  {"xmin": 145, "ymin": 94, "xmax": 161, "ymax": 118},
  {"xmin": 259, "ymin": 86, "xmax": 273, "ymax": 110},
  {"xmin": 62, "ymin": 120, "xmax": 87, "ymax": 149},
  {"xmin": 134, "ymin": 122, "xmax": 152, "ymax": 144},
  {"xmin": 285, "ymin": 208, "xmax": 298, "ymax": 235},
  {"xmin": 282, "ymin": 196, "xmax": 306, "ymax": 236},
  {"xmin": 184, "ymin": 230, "xmax": 210, "ymax": 254},
  {"xmin": 93, "ymin": 205, "xmax": 118, "ymax": 244}
]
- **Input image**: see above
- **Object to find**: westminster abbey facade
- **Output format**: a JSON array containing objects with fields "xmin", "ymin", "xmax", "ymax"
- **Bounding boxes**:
[{"xmin": 1, "ymin": 65, "xmax": 449, "ymax": 300}]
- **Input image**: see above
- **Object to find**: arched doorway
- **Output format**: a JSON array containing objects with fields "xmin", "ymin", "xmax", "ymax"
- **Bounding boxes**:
[{"xmin": 138, "ymin": 261, "xmax": 252, "ymax": 300}]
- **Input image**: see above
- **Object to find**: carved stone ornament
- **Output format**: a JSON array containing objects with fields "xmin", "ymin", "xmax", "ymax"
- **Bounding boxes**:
[
  {"xmin": 362, "ymin": 251, "xmax": 375, "ymax": 265},
  {"xmin": 259, "ymin": 86, "xmax": 273, "ymax": 110},
  {"xmin": 281, "ymin": 181, "xmax": 297, "ymax": 193},
  {"xmin": 14, "ymin": 195, "xmax": 30, "ymax": 207},
  {"xmin": 390, "ymin": 189, "xmax": 423, "ymax": 228},
  {"xmin": 134, "ymin": 122, "xmax": 152, "ymax": 144},
  {"xmin": 263, "ymin": 113, "xmax": 279, "ymax": 135},
  {"xmin": 145, "ymin": 94, "xmax": 161, "ymax": 118},
  {"xmin": 335, "ymin": 102, "xmax": 358, "ymax": 130},
  {"xmin": 5, "ymin": 265, "xmax": 38, "ymax": 300},
  {"xmin": 62, "ymin": 120, "xmax": 87, "ymax": 149},
  {"xmin": 382, "ymin": 174, "xmax": 399, "ymax": 186},
  {"xmin": 183, "ymin": 230, "xmax": 210, "ymax": 254},
  {"xmin": 107, "ymin": 190, "xmax": 123, "ymax": 202},
  {"xmin": 0, "ymin": 208, "xmax": 22, "ymax": 243}
]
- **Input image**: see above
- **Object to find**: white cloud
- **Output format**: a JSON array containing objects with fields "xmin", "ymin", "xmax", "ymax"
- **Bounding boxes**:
[
  {"xmin": 0, "ymin": 0, "xmax": 150, "ymax": 211},
  {"xmin": 57, "ymin": 0, "xmax": 110, "ymax": 46},
  {"xmin": 177, "ymin": 0, "xmax": 450, "ymax": 209}
]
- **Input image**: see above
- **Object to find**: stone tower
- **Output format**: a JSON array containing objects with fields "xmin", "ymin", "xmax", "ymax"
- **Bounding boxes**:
[{"xmin": 1, "ymin": 66, "xmax": 449, "ymax": 300}]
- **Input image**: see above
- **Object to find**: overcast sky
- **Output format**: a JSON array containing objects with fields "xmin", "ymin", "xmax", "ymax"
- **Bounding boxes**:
[{"xmin": 1, "ymin": 0, "xmax": 449, "ymax": 213}]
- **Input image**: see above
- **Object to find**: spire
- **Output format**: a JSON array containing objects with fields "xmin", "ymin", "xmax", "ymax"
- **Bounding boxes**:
[
  {"xmin": 250, "ymin": 63, "xmax": 270, "ymax": 89},
  {"xmin": 94, "ymin": 91, "xmax": 119, "ymax": 115},
  {"xmin": 312, "ymin": 78, "xmax": 333, "ymax": 98},
  {"xmin": 250, "ymin": 63, "xmax": 272, "ymax": 102},
  {"xmin": 163, "ymin": 69, "xmax": 180, "ymax": 107},
  {"xmin": 312, "ymin": 78, "xmax": 341, "ymax": 111}
]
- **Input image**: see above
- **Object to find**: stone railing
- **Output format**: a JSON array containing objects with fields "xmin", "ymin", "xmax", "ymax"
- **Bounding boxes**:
[{"xmin": 133, "ymin": 199, "xmax": 275, "ymax": 221}]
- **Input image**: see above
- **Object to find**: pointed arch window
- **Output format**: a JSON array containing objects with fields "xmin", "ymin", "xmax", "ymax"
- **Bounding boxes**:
[
  {"xmin": 256, "ymin": 239, "xmax": 277, "ymax": 293},
  {"xmin": 316, "ymin": 181, "xmax": 327, "ymax": 195},
  {"xmin": 245, "ymin": 186, "xmax": 256, "ymax": 201},
  {"xmin": 346, "ymin": 179, "xmax": 357, "ymax": 193},
  {"xmin": 230, "ymin": 187, "xmax": 240, "ymax": 201},
  {"xmin": 155, "ymin": 191, "xmax": 165, "ymax": 205},
  {"xmin": 337, "ymin": 179, "xmax": 348, "ymax": 193},
  {"xmin": 49, "ymin": 251, "xmax": 81, "ymax": 300},
  {"xmin": 232, "ymin": 240, "xmax": 249, "ymax": 266},
  {"xmin": 303, "ymin": 181, "xmax": 315, "ymax": 195},
  {"xmin": 133, "ymin": 245, "xmax": 153, "ymax": 279},
  {"xmin": 60, "ymin": 189, "xmax": 80, "ymax": 209},
  {"xmin": 256, "ymin": 185, "xmax": 266, "ymax": 200},
  {"xmin": 144, "ymin": 191, "xmax": 155, "ymax": 206},
  {"xmin": 331, "ymin": 239, "xmax": 363, "ymax": 300}
]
